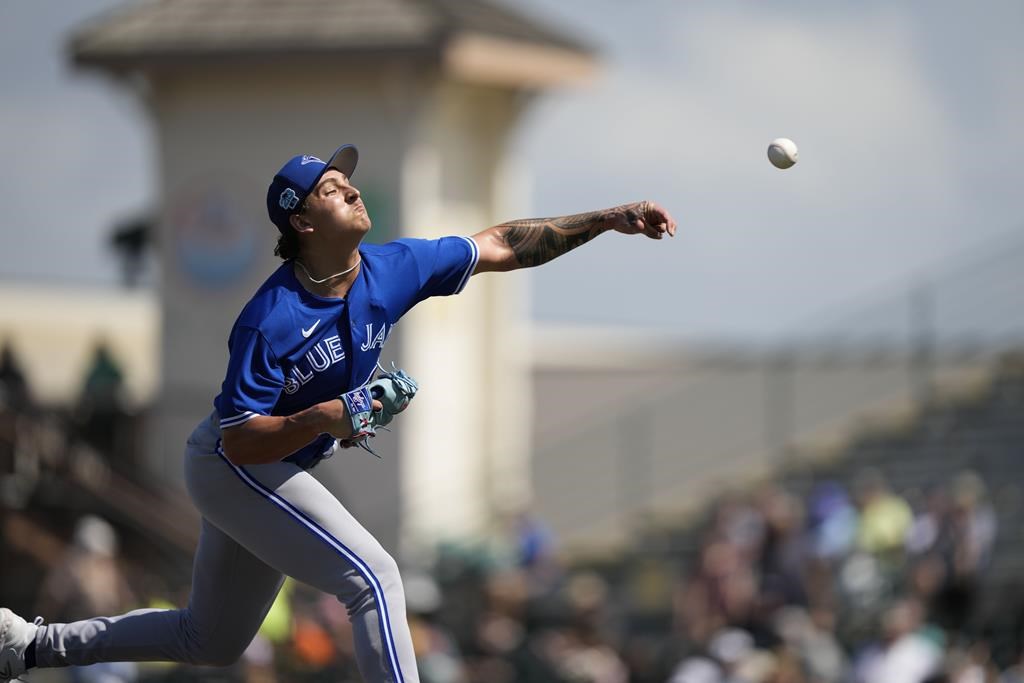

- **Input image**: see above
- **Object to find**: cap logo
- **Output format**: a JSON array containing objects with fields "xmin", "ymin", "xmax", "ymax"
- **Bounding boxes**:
[
  {"xmin": 279, "ymin": 188, "xmax": 300, "ymax": 211},
  {"xmin": 300, "ymin": 155, "xmax": 323, "ymax": 165}
]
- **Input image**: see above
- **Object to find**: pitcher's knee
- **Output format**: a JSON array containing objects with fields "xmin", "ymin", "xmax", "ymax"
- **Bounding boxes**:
[
  {"xmin": 342, "ymin": 551, "xmax": 404, "ymax": 615},
  {"xmin": 374, "ymin": 551, "xmax": 402, "ymax": 589},
  {"xmin": 373, "ymin": 551, "xmax": 410, "ymax": 606}
]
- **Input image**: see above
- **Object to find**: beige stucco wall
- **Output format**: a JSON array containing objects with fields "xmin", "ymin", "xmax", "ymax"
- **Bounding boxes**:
[{"xmin": 398, "ymin": 80, "xmax": 533, "ymax": 551}]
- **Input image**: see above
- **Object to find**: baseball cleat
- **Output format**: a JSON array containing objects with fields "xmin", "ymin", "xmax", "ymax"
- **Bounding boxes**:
[{"xmin": 0, "ymin": 608, "xmax": 43, "ymax": 682}]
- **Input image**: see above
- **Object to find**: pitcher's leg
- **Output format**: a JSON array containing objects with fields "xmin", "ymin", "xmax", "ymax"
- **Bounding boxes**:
[
  {"xmin": 201, "ymin": 453, "xmax": 418, "ymax": 683},
  {"xmin": 34, "ymin": 518, "xmax": 283, "ymax": 668}
]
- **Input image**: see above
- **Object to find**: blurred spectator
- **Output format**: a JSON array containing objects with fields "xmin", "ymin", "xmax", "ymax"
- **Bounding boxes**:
[
  {"xmin": 35, "ymin": 514, "xmax": 138, "ymax": 621},
  {"xmin": 558, "ymin": 572, "xmax": 629, "ymax": 683},
  {"xmin": 754, "ymin": 486, "xmax": 807, "ymax": 609},
  {"xmin": 491, "ymin": 508, "xmax": 564, "ymax": 599},
  {"xmin": 734, "ymin": 650, "xmax": 781, "ymax": 683},
  {"xmin": 79, "ymin": 341, "xmax": 126, "ymax": 412},
  {"xmin": 944, "ymin": 641, "xmax": 999, "ymax": 683},
  {"xmin": 470, "ymin": 569, "xmax": 537, "ymax": 683},
  {"xmin": 668, "ymin": 656, "xmax": 722, "ymax": 683},
  {"xmin": 908, "ymin": 553, "xmax": 948, "ymax": 615},
  {"xmin": 854, "ymin": 599, "xmax": 943, "ymax": 683},
  {"xmin": 933, "ymin": 471, "xmax": 998, "ymax": 633},
  {"xmin": 803, "ymin": 481, "xmax": 859, "ymax": 615},
  {"xmin": 677, "ymin": 537, "xmax": 758, "ymax": 645},
  {"xmin": 837, "ymin": 552, "xmax": 887, "ymax": 617},
  {"xmin": 807, "ymin": 481, "xmax": 859, "ymax": 562},
  {"xmin": 948, "ymin": 472, "xmax": 997, "ymax": 580},
  {"xmin": 907, "ymin": 484, "xmax": 951, "ymax": 557},
  {"xmin": 558, "ymin": 633, "xmax": 629, "ymax": 683},
  {"xmin": 853, "ymin": 468, "xmax": 913, "ymax": 558},
  {"xmin": 0, "ymin": 341, "xmax": 31, "ymax": 410},
  {"xmin": 1000, "ymin": 650, "xmax": 1024, "ymax": 683},
  {"xmin": 35, "ymin": 515, "xmax": 140, "ymax": 683},
  {"xmin": 514, "ymin": 511, "xmax": 557, "ymax": 571},
  {"xmin": 774, "ymin": 606, "xmax": 847, "ymax": 683},
  {"xmin": 405, "ymin": 572, "xmax": 468, "ymax": 683},
  {"xmin": 708, "ymin": 627, "xmax": 755, "ymax": 681},
  {"xmin": 74, "ymin": 340, "xmax": 130, "ymax": 468},
  {"xmin": 712, "ymin": 493, "xmax": 766, "ymax": 561},
  {"xmin": 0, "ymin": 343, "xmax": 31, "ymax": 484}
]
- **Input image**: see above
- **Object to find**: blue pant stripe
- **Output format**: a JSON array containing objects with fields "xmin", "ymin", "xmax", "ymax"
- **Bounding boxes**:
[{"xmin": 215, "ymin": 449, "xmax": 405, "ymax": 682}]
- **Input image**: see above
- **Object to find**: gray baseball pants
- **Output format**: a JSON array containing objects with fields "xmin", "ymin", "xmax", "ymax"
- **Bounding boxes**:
[{"xmin": 32, "ymin": 412, "xmax": 419, "ymax": 683}]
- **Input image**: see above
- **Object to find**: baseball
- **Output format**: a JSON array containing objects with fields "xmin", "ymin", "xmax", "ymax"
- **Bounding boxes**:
[{"xmin": 767, "ymin": 138, "xmax": 798, "ymax": 169}]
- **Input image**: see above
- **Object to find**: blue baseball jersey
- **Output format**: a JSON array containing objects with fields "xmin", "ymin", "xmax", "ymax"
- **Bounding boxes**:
[{"xmin": 214, "ymin": 236, "xmax": 479, "ymax": 468}]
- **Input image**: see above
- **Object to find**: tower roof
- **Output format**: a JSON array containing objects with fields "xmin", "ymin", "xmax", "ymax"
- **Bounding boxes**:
[{"xmin": 70, "ymin": 0, "xmax": 594, "ymax": 86}]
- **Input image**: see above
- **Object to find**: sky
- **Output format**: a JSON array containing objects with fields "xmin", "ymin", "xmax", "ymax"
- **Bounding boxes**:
[{"xmin": 1, "ymin": 0, "xmax": 1022, "ymax": 343}]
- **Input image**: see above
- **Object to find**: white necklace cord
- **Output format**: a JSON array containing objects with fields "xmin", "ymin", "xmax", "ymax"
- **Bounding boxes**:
[{"xmin": 295, "ymin": 257, "xmax": 360, "ymax": 284}]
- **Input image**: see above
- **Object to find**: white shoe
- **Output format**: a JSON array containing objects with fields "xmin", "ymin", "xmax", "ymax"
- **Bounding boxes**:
[{"xmin": 0, "ymin": 608, "xmax": 43, "ymax": 682}]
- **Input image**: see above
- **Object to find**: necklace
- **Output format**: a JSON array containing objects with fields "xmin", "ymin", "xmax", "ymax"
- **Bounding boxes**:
[{"xmin": 295, "ymin": 257, "xmax": 360, "ymax": 284}]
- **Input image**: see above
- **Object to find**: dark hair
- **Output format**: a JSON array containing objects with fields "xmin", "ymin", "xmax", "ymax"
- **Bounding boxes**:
[
  {"xmin": 273, "ymin": 200, "xmax": 308, "ymax": 261},
  {"xmin": 274, "ymin": 228, "xmax": 300, "ymax": 261}
]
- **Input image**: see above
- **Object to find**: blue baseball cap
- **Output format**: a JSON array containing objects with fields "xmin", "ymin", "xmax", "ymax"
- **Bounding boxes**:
[{"xmin": 266, "ymin": 144, "xmax": 359, "ymax": 232}]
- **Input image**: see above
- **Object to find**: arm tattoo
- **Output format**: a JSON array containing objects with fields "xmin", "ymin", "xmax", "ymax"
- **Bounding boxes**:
[{"xmin": 498, "ymin": 203, "xmax": 644, "ymax": 268}]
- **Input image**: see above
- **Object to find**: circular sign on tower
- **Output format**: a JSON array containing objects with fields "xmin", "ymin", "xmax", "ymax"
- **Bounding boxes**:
[{"xmin": 169, "ymin": 178, "xmax": 259, "ymax": 290}]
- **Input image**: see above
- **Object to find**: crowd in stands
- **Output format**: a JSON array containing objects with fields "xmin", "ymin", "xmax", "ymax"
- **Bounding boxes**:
[
  {"xmin": 3, "ymin": 340, "xmax": 1024, "ymax": 682},
  {"xmin": 0, "ymin": 340, "xmax": 135, "ymax": 491},
  {"xmin": 660, "ymin": 470, "xmax": 1011, "ymax": 683}
]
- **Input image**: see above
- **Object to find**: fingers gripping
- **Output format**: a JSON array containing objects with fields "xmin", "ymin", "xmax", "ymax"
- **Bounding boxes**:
[
  {"xmin": 339, "ymin": 367, "xmax": 419, "ymax": 457},
  {"xmin": 368, "ymin": 368, "xmax": 419, "ymax": 427}
]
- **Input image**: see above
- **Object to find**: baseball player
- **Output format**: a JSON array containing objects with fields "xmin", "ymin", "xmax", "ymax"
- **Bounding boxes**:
[{"xmin": 0, "ymin": 143, "xmax": 676, "ymax": 683}]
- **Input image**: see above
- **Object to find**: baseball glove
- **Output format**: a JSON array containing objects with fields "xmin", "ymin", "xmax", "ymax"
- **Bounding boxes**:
[
  {"xmin": 368, "ymin": 365, "xmax": 419, "ymax": 427},
  {"xmin": 338, "ymin": 365, "xmax": 419, "ymax": 457}
]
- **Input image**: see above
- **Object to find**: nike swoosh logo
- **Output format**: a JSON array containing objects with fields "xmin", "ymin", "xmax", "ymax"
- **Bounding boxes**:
[{"xmin": 301, "ymin": 319, "xmax": 321, "ymax": 338}]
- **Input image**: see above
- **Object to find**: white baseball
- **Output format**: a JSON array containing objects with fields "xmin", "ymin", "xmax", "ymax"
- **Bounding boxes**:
[{"xmin": 767, "ymin": 138, "xmax": 798, "ymax": 169}]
